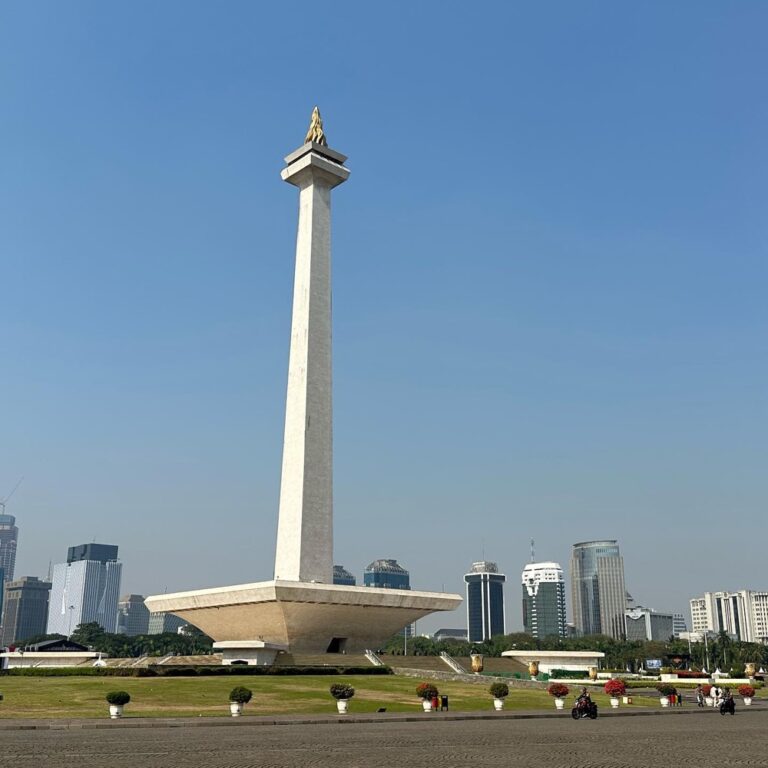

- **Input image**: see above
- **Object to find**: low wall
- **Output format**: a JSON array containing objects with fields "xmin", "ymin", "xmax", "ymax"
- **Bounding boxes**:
[{"xmin": 391, "ymin": 666, "xmax": 546, "ymax": 690}]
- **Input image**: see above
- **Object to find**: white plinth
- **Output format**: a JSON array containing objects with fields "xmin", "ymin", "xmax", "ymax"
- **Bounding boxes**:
[
  {"xmin": 213, "ymin": 640, "xmax": 289, "ymax": 666},
  {"xmin": 146, "ymin": 581, "xmax": 461, "ymax": 654},
  {"xmin": 501, "ymin": 649, "xmax": 606, "ymax": 674}
]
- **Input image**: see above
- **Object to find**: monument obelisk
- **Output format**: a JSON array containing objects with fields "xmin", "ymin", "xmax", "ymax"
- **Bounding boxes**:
[
  {"xmin": 145, "ymin": 111, "xmax": 461, "ymax": 661},
  {"xmin": 274, "ymin": 108, "xmax": 349, "ymax": 583}
]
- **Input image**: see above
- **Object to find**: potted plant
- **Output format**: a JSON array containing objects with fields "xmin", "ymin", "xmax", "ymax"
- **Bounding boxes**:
[
  {"xmin": 604, "ymin": 679, "xmax": 626, "ymax": 709},
  {"xmin": 229, "ymin": 686, "xmax": 253, "ymax": 717},
  {"xmin": 489, "ymin": 682, "xmax": 509, "ymax": 711},
  {"xmin": 547, "ymin": 683, "xmax": 570, "ymax": 711},
  {"xmin": 106, "ymin": 690, "xmax": 130, "ymax": 719},
  {"xmin": 701, "ymin": 683, "xmax": 713, "ymax": 707},
  {"xmin": 656, "ymin": 683, "xmax": 676, "ymax": 708},
  {"xmin": 330, "ymin": 683, "xmax": 355, "ymax": 714},
  {"xmin": 738, "ymin": 684, "xmax": 755, "ymax": 706},
  {"xmin": 416, "ymin": 682, "xmax": 439, "ymax": 712}
]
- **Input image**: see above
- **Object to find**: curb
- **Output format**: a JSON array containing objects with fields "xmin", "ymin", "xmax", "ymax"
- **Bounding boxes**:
[{"xmin": 0, "ymin": 705, "xmax": 764, "ymax": 731}]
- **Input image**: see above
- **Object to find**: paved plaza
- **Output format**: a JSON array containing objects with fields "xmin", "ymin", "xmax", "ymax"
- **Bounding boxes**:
[{"xmin": 0, "ymin": 710, "xmax": 766, "ymax": 768}]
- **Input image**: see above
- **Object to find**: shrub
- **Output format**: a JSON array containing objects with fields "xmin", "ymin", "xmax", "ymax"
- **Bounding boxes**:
[
  {"xmin": 547, "ymin": 683, "xmax": 570, "ymax": 698},
  {"xmin": 656, "ymin": 684, "xmax": 676, "ymax": 697},
  {"xmin": 489, "ymin": 682, "xmax": 509, "ymax": 699},
  {"xmin": 105, "ymin": 691, "xmax": 131, "ymax": 706},
  {"xmin": 229, "ymin": 686, "xmax": 253, "ymax": 704},
  {"xmin": 416, "ymin": 682, "xmax": 439, "ymax": 700},
  {"xmin": 549, "ymin": 669, "xmax": 586, "ymax": 680},
  {"xmin": 701, "ymin": 684, "xmax": 712, "ymax": 696},
  {"xmin": 604, "ymin": 679, "xmax": 626, "ymax": 697},
  {"xmin": 738, "ymin": 684, "xmax": 755, "ymax": 698},
  {"xmin": 329, "ymin": 683, "xmax": 355, "ymax": 700}
]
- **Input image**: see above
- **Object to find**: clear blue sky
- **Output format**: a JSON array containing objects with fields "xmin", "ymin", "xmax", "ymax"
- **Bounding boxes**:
[{"xmin": 2, "ymin": 1, "xmax": 766, "ymax": 633}]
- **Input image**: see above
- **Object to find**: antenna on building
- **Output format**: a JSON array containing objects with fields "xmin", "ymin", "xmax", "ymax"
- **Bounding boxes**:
[
  {"xmin": 0, "ymin": 476, "xmax": 24, "ymax": 514},
  {"xmin": 530, "ymin": 538, "xmax": 535, "ymax": 563}
]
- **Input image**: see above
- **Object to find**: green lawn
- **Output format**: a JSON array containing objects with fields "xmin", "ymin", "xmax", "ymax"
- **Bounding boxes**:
[{"xmin": 0, "ymin": 675, "xmax": 667, "ymax": 718}]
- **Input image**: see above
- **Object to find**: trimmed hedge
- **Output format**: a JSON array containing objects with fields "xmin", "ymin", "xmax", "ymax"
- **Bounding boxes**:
[
  {"xmin": 549, "ymin": 669, "xmax": 590, "ymax": 679},
  {"xmin": 0, "ymin": 665, "xmax": 392, "ymax": 678}
]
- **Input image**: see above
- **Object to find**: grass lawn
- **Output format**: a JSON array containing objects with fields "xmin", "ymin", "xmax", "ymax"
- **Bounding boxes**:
[{"xmin": 0, "ymin": 675, "xmax": 662, "ymax": 719}]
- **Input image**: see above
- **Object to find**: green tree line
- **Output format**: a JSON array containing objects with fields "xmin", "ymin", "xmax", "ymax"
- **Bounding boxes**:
[
  {"xmin": 383, "ymin": 630, "xmax": 768, "ymax": 674},
  {"xmin": 18, "ymin": 622, "xmax": 213, "ymax": 658}
]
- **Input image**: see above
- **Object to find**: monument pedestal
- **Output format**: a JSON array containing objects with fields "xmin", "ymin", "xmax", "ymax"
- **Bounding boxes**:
[{"xmin": 146, "ymin": 581, "xmax": 460, "ymax": 654}]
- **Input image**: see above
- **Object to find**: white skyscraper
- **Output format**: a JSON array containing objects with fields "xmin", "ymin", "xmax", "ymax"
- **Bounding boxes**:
[
  {"xmin": 689, "ymin": 590, "xmax": 768, "ymax": 643},
  {"xmin": 521, "ymin": 562, "xmax": 567, "ymax": 638},
  {"xmin": 46, "ymin": 544, "xmax": 122, "ymax": 635}
]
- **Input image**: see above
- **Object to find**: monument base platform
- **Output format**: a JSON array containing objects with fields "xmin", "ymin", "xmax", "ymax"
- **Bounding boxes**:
[
  {"xmin": 212, "ymin": 640, "xmax": 289, "ymax": 666},
  {"xmin": 145, "ymin": 580, "xmax": 461, "ymax": 654}
]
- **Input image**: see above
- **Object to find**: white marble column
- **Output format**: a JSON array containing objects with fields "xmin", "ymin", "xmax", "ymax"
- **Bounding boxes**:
[{"xmin": 274, "ymin": 140, "xmax": 349, "ymax": 583}]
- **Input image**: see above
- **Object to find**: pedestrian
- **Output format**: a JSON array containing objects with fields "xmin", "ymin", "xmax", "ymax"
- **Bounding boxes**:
[
  {"xmin": 677, "ymin": 690, "xmax": 683, "ymax": 707},
  {"xmin": 696, "ymin": 685, "xmax": 704, "ymax": 708}
]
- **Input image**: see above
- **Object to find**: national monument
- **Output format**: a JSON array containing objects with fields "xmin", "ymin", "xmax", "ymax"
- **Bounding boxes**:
[{"xmin": 145, "ymin": 110, "xmax": 461, "ymax": 663}]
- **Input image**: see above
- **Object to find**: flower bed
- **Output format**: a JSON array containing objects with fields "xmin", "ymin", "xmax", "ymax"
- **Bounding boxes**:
[
  {"xmin": 738, "ymin": 684, "xmax": 755, "ymax": 698},
  {"xmin": 547, "ymin": 683, "xmax": 570, "ymax": 698}
]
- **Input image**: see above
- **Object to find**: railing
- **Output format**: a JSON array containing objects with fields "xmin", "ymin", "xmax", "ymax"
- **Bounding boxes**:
[
  {"xmin": 439, "ymin": 651, "xmax": 467, "ymax": 674},
  {"xmin": 364, "ymin": 649, "xmax": 385, "ymax": 666}
]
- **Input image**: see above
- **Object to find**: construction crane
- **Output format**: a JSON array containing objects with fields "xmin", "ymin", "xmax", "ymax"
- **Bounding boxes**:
[{"xmin": 0, "ymin": 476, "xmax": 23, "ymax": 515}]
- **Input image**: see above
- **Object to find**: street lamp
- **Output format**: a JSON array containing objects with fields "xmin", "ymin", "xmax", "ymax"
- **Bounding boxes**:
[{"xmin": 67, "ymin": 605, "xmax": 76, "ymax": 638}]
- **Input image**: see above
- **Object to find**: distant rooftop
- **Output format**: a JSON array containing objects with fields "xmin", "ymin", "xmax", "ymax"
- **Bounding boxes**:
[
  {"xmin": 67, "ymin": 543, "xmax": 119, "ymax": 564},
  {"xmin": 365, "ymin": 559, "xmax": 409, "ymax": 575},
  {"xmin": 468, "ymin": 561, "xmax": 500, "ymax": 574}
]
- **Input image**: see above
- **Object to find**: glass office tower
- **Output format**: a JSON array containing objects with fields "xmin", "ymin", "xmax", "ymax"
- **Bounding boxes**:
[
  {"xmin": 465, "ymin": 561, "xmax": 506, "ymax": 643},
  {"xmin": 570, "ymin": 540, "xmax": 626, "ymax": 639}
]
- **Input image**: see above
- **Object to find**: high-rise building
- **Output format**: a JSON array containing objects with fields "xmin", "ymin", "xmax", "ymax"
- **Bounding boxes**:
[
  {"xmin": 689, "ymin": 590, "xmax": 768, "ymax": 643},
  {"xmin": 364, "ymin": 560, "xmax": 413, "ymax": 637},
  {"xmin": 521, "ymin": 562, "xmax": 567, "ymax": 638},
  {"xmin": 332, "ymin": 565, "xmax": 356, "ymax": 586},
  {"xmin": 672, "ymin": 613, "xmax": 688, "ymax": 638},
  {"xmin": 0, "ymin": 513, "xmax": 19, "ymax": 582},
  {"xmin": 465, "ymin": 561, "xmax": 506, "ymax": 643},
  {"xmin": 570, "ymin": 540, "xmax": 626, "ymax": 639},
  {"xmin": 0, "ymin": 566, "xmax": 4, "ymax": 634},
  {"xmin": 46, "ymin": 543, "xmax": 122, "ymax": 635},
  {"xmin": 0, "ymin": 576, "xmax": 52, "ymax": 647},
  {"xmin": 364, "ymin": 559, "xmax": 410, "ymax": 590},
  {"xmin": 116, "ymin": 594, "xmax": 150, "ymax": 636},
  {"xmin": 625, "ymin": 606, "xmax": 674, "ymax": 642},
  {"xmin": 148, "ymin": 611, "xmax": 186, "ymax": 634}
]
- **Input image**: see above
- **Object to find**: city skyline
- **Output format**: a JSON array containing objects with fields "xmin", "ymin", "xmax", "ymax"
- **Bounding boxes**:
[{"xmin": 3, "ymin": 3, "xmax": 766, "ymax": 635}]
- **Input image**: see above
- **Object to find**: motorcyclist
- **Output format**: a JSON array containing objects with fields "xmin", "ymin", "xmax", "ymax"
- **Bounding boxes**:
[{"xmin": 576, "ymin": 687, "xmax": 592, "ymax": 711}]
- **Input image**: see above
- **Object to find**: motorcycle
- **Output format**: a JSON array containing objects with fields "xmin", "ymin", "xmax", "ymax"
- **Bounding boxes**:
[
  {"xmin": 571, "ymin": 699, "xmax": 598, "ymax": 719},
  {"xmin": 719, "ymin": 697, "xmax": 735, "ymax": 716}
]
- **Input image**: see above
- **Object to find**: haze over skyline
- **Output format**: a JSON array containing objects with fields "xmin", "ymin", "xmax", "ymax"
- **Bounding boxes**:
[{"xmin": 2, "ymin": 1, "xmax": 766, "ymax": 633}]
